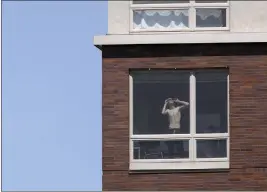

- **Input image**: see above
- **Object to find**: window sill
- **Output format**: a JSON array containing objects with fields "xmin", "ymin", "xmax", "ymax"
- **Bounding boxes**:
[
  {"xmin": 93, "ymin": 32, "xmax": 267, "ymax": 48},
  {"xmin": 129, "ymin": 27, "xmax": 229, "ymax": 34},
  {"xmin": 129, "ymin": 167, "xmax": 230, "ymax": 174},
  {"xmin": 130, "ymin": 161, "xmax": 229, "ymax": 171}
]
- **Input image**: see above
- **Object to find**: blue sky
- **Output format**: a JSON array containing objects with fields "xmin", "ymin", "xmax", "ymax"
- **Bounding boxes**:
[{"xmin": 2, "ymin": 1, "xmax": 106, "ymax": 191}]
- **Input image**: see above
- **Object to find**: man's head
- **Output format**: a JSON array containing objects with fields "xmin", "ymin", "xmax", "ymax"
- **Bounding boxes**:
[{"xmin": 167, "ymin": 99, "xmax": 175, "ymax": 108}]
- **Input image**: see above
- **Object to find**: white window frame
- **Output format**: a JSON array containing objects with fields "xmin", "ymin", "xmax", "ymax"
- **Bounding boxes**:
[
  {"xmin": 130, "ymin": 0, "xmax": 230, "ymax": 33},
  {"xmin": 129, "ymin": 72, "xmax": 230, "ymax": 171}
]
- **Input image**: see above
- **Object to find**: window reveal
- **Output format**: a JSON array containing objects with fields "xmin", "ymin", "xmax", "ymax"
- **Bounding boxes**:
[
  {"xmin": 131, "ymin": 0, "xmax": 229, "ymax": 31},
  {"xmin": 130, "ymin": 69, "xmax": 229, "ymax": 170}
]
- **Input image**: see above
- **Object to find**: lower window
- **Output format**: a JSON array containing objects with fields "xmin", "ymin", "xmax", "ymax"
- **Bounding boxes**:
[
  {"xmin": 129, "ymin": 69, "xmax": 229, "ymax": 170},
  {"xmin": 133, "ymin": 140, "xmax": 190, "ymax": 159}
]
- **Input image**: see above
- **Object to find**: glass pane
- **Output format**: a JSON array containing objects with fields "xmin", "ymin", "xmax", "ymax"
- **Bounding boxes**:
[
  {"xmin": 196, "ymin": 70, "xmax": 228, "ymax": 133},
  {"xmin": 133, "ymin": 140, "xmax": 189, "ymax": 159},
  {"xmin": 133, "ymin": 0, "xmax": 189, "ymax": 4},
  {"xmin": 196, "ymin": 139, "xmax": 227, "ymax": 158},
  {"xmin": 196, "ymin": 8, "xmax": 226, "ymax": 28},
  {"xmin": 195, "ymin": 0, "xmax": 227, "ymax": 3},
  {"xmin": 132, "ymin": 70, "xmax": 190, "ymax": 134},
  {"xmin": 133, "ymin": 10, "xmax": 189, "ymax": 30}
]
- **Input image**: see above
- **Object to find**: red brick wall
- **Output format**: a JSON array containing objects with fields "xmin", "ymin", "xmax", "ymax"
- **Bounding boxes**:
[{"xmin": 102, "ymin": 43, "xmax": 267, "ymax": 191}]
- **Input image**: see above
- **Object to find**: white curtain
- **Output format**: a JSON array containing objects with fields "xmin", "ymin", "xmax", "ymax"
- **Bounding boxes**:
[
  {"xmin": 133, "ymin": 10, "xmax": 189, "ymax": 29},
  {"xmin": 133, "ymin": 9, "xmax": 225, "ymax": 29}
]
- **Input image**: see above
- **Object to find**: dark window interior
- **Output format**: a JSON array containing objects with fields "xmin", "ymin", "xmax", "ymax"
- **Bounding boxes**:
[
  {"xmin": 196, "ymin": 71, "xmax": 228, "ymax": 133},
  {"xmin": 132, "ymin": 71, "xmax": 190, "ymax": 134},
  {"xmin": 131, "ymin": 69, "xmax": 228, "ymax": 160},
  {"xmin": 134, "ymin": 140, "xmax": 189, "ymax": 159}
]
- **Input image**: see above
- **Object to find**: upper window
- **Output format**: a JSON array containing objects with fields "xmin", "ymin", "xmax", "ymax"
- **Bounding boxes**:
[
  {"xmin": 131, "ymin": 0, "xmax": 229, "ymax": 32},
  {"xmin": 129, "ymin": 69, "xmax": 229, "ymax": 170}
]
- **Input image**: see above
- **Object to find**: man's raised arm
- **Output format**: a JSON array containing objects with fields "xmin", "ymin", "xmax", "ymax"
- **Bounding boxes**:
[
  {"xmin": 162, "ymin": 98, "xmax": 171, "ymax": 114},
  {"xmin": 174, "ymin": 98, "xmax": 189, "ymax": 110}
]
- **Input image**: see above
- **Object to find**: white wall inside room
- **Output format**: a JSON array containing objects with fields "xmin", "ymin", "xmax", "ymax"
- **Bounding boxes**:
[{"xmin": 107, "ymin": 1, "xmax": 267, "ymax": 34}]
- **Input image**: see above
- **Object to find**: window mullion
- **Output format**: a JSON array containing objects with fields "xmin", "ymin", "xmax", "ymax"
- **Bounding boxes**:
[
  {"xmin": 190, "ymin": 7, "xmax": 196, "ymax": 30},
  {"xmin": 189, "ymin": 0, "xmax": 195, "ymax": 6},
  {"xmin": 189, "ymin": 0, "xmax": 195, "ymax": 30},
  {"xmin": 227, "ymin": 74, "xmax": 230, "ymax": 159},
  {"xmin": 129, "ymin": 75, "xmax": 133, "ymax": 137},
  {"xmin": 129, "ymin": 75, "xmax": 134, "ymax": 162},
  {"xmin": 190, "ymin": 73, "xmax": 196, "ymax": 135},
  {"xmin": 190, "ymin": 73, "xmax": 196, "ymax": 161}
]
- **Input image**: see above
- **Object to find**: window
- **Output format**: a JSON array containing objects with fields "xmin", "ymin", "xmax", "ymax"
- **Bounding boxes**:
[
  {"xmin": 131, "ymin": 0, "xmax": 229, "ymax": 32},
  {"xmin": 129, "ymin": 69, "xmax": 229, "ymax": 170}
]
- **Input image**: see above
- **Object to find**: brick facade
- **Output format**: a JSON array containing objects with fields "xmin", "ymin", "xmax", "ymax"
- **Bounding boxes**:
[{"xmin": 102, "ymin": 43, "xmax": 267, "ymax": 191}]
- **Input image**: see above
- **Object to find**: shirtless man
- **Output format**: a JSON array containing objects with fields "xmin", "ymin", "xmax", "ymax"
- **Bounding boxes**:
[
  {"xmin": 162, "ymin": 98, "xmax": 189, "ymax": 134},
  {"xmin": 162, "ymin": 98, "xmax": 189, "ymax": 158}
]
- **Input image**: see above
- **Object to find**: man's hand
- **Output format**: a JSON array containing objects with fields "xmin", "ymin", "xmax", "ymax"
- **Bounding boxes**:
[
  {"xmin": 165, "ymin": 98, "xmax": 172, "ymax": 103},
  {"xmin": 174, "ymin": 98, "xmax": 180, "ymax": 102}
]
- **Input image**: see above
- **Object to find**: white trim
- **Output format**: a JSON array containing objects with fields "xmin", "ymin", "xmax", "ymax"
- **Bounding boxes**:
[
  {"xmin": 194, "ymin": 4, "xmax": 229, "ymax": 8},
  {"xmin": 130, "ymin": 1, "xmax": 229, "ymax": 8},
  {"xmin": 227, "ymin": 74, "xmax": 230, "ymax": 161},
  {"xmin": 227, "ymin": 74, "xmax": 230, "ymax": 135},
  {"xmin": 130, "ymin": 27, "xmax": 192, "ymax": 33},
  {"xmin": 130, "ymin": 161, "xmax": 229, "ymax": 170},
  {"xmin": 195, "ymin": 157, "xmax": 228, "ymax": 162},
  {"xmin": 190, "ymin": 6, "xmax": 196, "ymax": 30},
  {"xmin": 194, "ymin": 27, "xmax": 229, "ymax": 31},
  {"xmin": 131, "ymin": 3, "xmax": 190, "ymax": 9},
  {"xmin": 131, "ymin": 134, "xmax": 231, "ymax": 139},
  {"xmin": 190, "ymin": 73, "xmax": 196, "ymax": 135},
  {"xmin": 189, "ymin": 73, "xmax": 195, "ymax": 161},
  {"xmin": 189, "ymin": 0, "xmax": 194, "ymax": 6},
  {"xmin": 130, "ymin": 27, "xmax": 229, "ymax": 34},
  {"xmin": 132, "ymin": 158, "xmax": 191, "ymax": 163},
  {"xmin": 131, "ymin": 134, "xmax": 191, "ymax": 139},
  {"xmin": 129, "ymin": 7, "xmax": 134, "ymax": 33},
  {"xmin": 129, "ymin": 75, "xmax": 134, "ymax": 162},
  {"xmin": 132, "ymin": 157, "xmax": 228, "ymax": 163},
  {"xmin": 0, "ymin": 0, "xmax": 2, "ymax": 188},
  {"xmin": 192, "ymin": 133, "xmax": 229, "ymax": 138},
  {"xmin": 129, "ymin": 0, "xmax": 230, "ymax": 32},
  {"xmin": 189, "ymin": 138, "xmax": 194, "ymax": 161},
  {"xmin": 93, "ymin": 32, "xmax": 267, "ymax": 46},
  {"xmin": 194, "ymin": 3, "xmax": 229, "ymax": 7},
  {"xmin": 226, "ymin": 5, "xmax": 230, "ymax": 30},
  {"xmin": 129, "ymin": 71, "xmax": 230, "ymax": 170}
]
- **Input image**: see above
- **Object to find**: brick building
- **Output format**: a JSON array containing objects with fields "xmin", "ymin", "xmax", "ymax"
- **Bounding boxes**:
[{"xmin": 94, "ymin": 1, "xmax": 267, "ymax": 190}]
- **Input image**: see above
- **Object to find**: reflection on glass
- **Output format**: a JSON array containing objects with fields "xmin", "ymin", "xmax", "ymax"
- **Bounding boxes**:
[
  {"xmin": 196, "ymin": 8, "xmax": 226, "ymax": 27},
  {"xmin": 132, "ymin": 70, "xmax": 190, "ymax": 134},
  {"xmin": 197, "ymin": 139, "xmax": 227, "ymax": 158},
  {"xmin": 133, "ymin": 140, "xmax": 189, "ymax": 159},
  {"xmin": 133, "ymin": 0, "xmax": 189, "ymax": 4},
  {"xmin": 196, "ymin": 70, "xmax": 228, "ymax": 133},
  {"xmin": 195, "ymin": 0, "xmax": 227, "ymax": 3}
]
